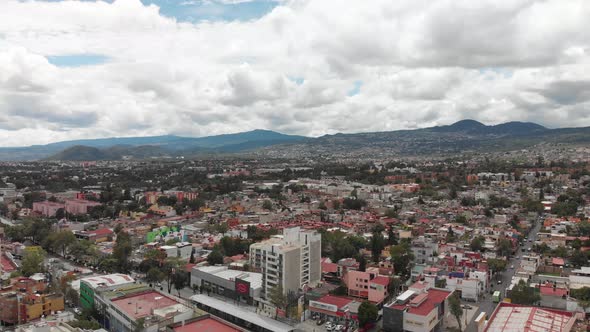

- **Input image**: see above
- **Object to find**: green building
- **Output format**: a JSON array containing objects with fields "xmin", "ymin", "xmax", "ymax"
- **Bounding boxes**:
[{"xmin": 80, "ymin": 274, "xmax": 135, "ymax": 309}]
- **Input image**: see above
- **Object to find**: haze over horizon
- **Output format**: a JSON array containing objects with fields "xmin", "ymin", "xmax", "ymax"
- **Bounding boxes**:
[{"xmin": 1, "ymin": 0, "xmax": 590, "ymax": 147}]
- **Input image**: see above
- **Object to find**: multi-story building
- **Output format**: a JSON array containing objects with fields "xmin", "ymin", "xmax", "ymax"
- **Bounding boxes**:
[
  {"xmin": 411, "ymin": 236, "xmax": 439, "ymax": 265},
  {"xmin": 79, "ymin": 274, "xmax": 135, "ymax": 309},
  {"xmin": 32, "ymin": 201, "xmax": 65, "ymax": 217},
  {"xmin": 64, "ymin": 199, "xmax": 101, "ymax": 215},
  {"xmin": 249, "ymin": 227, "xmax": 321, "ymax": 299},
  {"xmin": 343, "ymin": 267, "xmax": 390, "ymax": 305},
  {"xmin": 383, "ymin": 282, "xmax": 452, "ymax": 332}
]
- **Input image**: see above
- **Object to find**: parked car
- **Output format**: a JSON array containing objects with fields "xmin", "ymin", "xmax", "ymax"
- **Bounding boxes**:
[
  {"xmin": 497, "ymin": 280, "xmax": 502, "ymax": 285},
  {"xmin": 316, "ymin": 319, "xmax": 325, "ymax": 326}
]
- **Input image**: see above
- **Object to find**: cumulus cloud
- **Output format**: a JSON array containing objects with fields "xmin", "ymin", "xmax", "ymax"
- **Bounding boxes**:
[{"xmin": 0, "ymin": 0, "xmax": 589, "ymax": 146}]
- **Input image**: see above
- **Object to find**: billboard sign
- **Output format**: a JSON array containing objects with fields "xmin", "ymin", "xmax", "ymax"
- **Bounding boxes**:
[{"xmin": 235, "ymin": 278, "xmax": 250, "ymax": 296}]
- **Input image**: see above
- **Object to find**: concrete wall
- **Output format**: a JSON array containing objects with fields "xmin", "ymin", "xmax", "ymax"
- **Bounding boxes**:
[{"xmin": 283, "ymin": 248, "xmax": 301, "ymax": 295}]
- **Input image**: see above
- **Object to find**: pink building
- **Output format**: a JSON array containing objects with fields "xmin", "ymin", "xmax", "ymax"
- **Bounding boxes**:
[
  {"xmin": 32, "ymin": 201, "xmax": 65, "ymax": 217},
  {"xmin": 343, "ymin": 267, "xmax": 390, "ymax": 305},
  {"xmin": 65, "ymin": 199, "xmax": 101, "ymax": 215}
]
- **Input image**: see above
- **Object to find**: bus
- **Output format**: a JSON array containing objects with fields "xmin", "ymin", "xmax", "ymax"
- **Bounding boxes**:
[{"xmin": 492, "ymin": 291, "xmax": 501, "ymax": 303}]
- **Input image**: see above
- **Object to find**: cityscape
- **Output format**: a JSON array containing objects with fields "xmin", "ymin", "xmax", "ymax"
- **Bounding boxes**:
[{"xmin": 2, "ymin": 1, "xmax": 590, "ymax": 332}]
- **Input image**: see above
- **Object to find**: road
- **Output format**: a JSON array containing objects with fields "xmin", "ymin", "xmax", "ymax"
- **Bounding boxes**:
[{"xmin": 463, "ymin": 217, "xmax": 543, "ymax": 331}]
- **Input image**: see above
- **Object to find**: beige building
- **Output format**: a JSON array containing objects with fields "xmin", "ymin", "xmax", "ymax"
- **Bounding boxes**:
[{"xmin": 249, "ymin": 227, "xmax": 321, "ymax": 300}]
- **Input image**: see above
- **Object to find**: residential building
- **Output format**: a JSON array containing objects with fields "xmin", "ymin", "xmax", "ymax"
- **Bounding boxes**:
[
  {"xmin": 166, "ymin": 314, "xmax": 246, "ymax": 332},
  {"xmin": 383, "ymin": 285, "xmax": 452, "ymax": 332},
  {"xmin": 64, "ymin": 199, "xmax": 101, "ymax": 215},
  {"xmin": 32, "ymin": 201, "xmax": 64, "ymax": 217},
  {"xmin": 249, "ymin": 227, "xmax": 321, "ymax": 299},
  {"xmin": 343, "ymin": 267, "xmax": 390, "ymax": 305}
]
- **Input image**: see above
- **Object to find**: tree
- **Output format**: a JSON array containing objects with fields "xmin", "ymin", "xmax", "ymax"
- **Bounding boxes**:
[
  {"xmin": 358, "ymin": 255, "xmax": 367, "ymax": 272},
  {"xmin": 262, "ymin": 200, "xmax": 273, "ymax": 210},
  {"xmin": 388, "ymin": 226, "xmax": 397, "ymax": 245},
  {"xmin": 510, "ymin": 280, "xmax": 540, "ymax": 305},
  {"xmin": 268, "ymin": 285, "xmax": 287, "ymax": 318},
  {"xmin": 370, "ymin": 232, "xmax": 385, "ymax": 263},
  {"xmin": 455, "ymin": 215, "xmax": 467, "ymax": 224},
  {"xmin": 497, "ymin": 238, "xmax": 513, "ymax": 257},
  {"xmin": 390, "ymin": 242, "xmax": 414, "ymax": 279},
  {"xmin": 358, "ymin": 301, "xmax": 378, "ymax": 328},
  {"xmin": 449, "ymin": 293, "xmax": 463, "ymax": 332},
  {"xmin": 47, "ymin": 231, "xmax": 76, "ymax": 257},
  {"xmin": 470, "ymin": 236, "xmax": 485, "ymax": 252},
  {"xmin": 171, "ymin": 271, "xmax": 187, "ymax": 296},
  {"xmin": 435, "ymin": 278, "xmax": 447, "ymax": 288},
  {"xmin": 21, "ymin": 248, "xmax": 46, "ymax": 277},
  {"xmin": 571, "ymin": 250, "xmax": 588, "ymax": 268},
  {"xmin": 487, "ymin": 258, "xmax": 507, "ymax": 274},
  {"xmin": 207, "ymin": 249, "xmax": 224, "ymax": 265},
  {"xmin": 146, "ymin": 267, "xmax": 165, "ymax": 284},
  {"xmin": 385, "ymin": 208, "xmax": 398, "ymax": 218},
  {"xmin": 113, "ymin": 231, "xmax": 133, "ymax": 272}
]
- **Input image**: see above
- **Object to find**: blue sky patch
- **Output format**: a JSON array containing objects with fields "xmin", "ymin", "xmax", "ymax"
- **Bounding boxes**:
[
  {"xmin": 289, "ymin": 77, "xmax": 305, "ymax": 85},
  {"xmin": 348, "ymin": 80, "xmax": 362, "ymax": 96},
  {"xmin": 143, "ymin": 0, "xmax": 279, "ymax": 22},
  {"xmin": 47, "ymin": 54, "xmax": 110, "ymax": 67}
]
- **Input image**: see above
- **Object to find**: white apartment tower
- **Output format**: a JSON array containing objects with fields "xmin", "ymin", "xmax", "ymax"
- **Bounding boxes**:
[{"xmin": 249, "ymin": 227, "xmax": 321, "ymax": 298}]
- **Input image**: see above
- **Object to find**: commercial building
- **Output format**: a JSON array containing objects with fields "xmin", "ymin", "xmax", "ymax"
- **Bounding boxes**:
[
  {"xmin": 159, "ymin": 242, "xmax": 193, "ymax": 259},
  {"xmin": 383, "ymin": 286, "xmax": 452, "ymax": 332},
  {"xmin": 167, "ymin": 314, "xmax": 246, "ymax": 332},
  {"xmin": 308, "ymin": 294, "xmax": 359, "ymax": 325},
  {"xmin": 79, "ymin": 274, "xmax": 135, "ymax": 309},
  {"xmin": 74, "ymin": 228, "xmax": 114, "ymax": 243},
  {"xmin": 106, "ymin": 289, "xmax": 193, "ymax": 332},
  {"xmin": 190, "ymin": 266, "xmax": 262, "ymax": 305},
  {"xmin": 190, "ymin": 294, "xmax": 294, "ymax": 332},
  {"xmin": 484, "ymin": 302, "xmax": 577, "ymax": 332},
  {"xmin": 249, "ymin": 227, "xmax": 321, "ymax": 300}
]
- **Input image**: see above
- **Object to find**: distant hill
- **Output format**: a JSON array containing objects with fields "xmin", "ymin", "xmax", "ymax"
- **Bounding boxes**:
[
  {"xmin": 4, "ymin": 120, "xmax": 590, "ymax": 160},
  {"xmin": 0, "ymin": 129, "xmax": 306, "ymax": 161},
  {"xmin": 261, "ymin": 120, "xmax": 590, "ymax": 157}
]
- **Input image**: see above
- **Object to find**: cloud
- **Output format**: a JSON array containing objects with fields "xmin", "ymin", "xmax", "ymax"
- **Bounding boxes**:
[{"xmin": 0, "ymin": 0, "xmax": 589, "ymax": 146}]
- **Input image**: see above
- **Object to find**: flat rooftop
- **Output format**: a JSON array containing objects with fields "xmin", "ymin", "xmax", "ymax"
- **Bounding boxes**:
[
  {"xmin": 485, "ymin": 303, "xmax": 575, "ymax": 332},
  {"xmin": 173, "ymin": 317, "xmax": 242, "ymax": 332},
  {"xmin": 81, "ymin": 274, "xmax": 134, "ymax": 289},
  {"xmin": 111, "ymin": 290, "xmax": 183, "ymax": 320},
  {"xmin": 191, "ymin": 294, "xmax": 294, "ymax": 332}
]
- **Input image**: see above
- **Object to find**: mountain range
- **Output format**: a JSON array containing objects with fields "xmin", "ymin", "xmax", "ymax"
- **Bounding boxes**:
[{"xmin": 2, "ymin": 120, "xmax": 590, "ymax": 161}]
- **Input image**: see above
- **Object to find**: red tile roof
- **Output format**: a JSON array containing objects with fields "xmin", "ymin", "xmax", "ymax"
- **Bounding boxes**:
[
  {"xmin": 552, "ymin": 257, "xmax": 565, "ymax": 266},
  {"xmin": 540, "ymin": 284, "xmax": 568, "ymax": 297},
  {"xmin": 390, "ymin": 289, "xmax": 452, "ymax": 317},
  {"xmin": 173, "ymin": 318, "xmax": 241, "ymax": 332},
  {"xmin": 90, "ymin": 228, "xmax": 114, "ymax": 237},
  {"xmin": 371, "ymin": 276, "xmax": 390, "ymax": 286},
  {"xmin": 316, "ymin": 295, "xmax": 353, "ymax": 310},
  {"xmin": 322, "ymin": 262, "xmax": 338, "ymax": 274}
]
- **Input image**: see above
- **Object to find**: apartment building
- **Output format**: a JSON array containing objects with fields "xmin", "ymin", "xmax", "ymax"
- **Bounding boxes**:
[{"xmin": 249, "ymin": 227, "xmax": 321, "ymax": 299}]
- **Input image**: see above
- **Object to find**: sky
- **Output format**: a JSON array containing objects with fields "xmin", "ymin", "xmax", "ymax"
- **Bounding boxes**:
[{"xmin": 0, "ymin": 0, "xmax": 590, "ymax": 146}]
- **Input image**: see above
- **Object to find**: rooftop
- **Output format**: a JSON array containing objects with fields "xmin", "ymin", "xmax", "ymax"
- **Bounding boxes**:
[
  {"xmin": 193, "ymin": 266, "xmax": 262, "ymax": 289},
  {"xmin": 316, "ymin": 295, "xmax": 354, "ymax": 310},
  {"xmin": 390, "ymin": 288, "xmax": 452, "ymax": 317},
  {"xmin": 371, "ymin": 276, "xmax": 390, "ymax": 286},
  {"xmin": 111, "ymin": 290, "xmax": 186, "ymax": 320},
  {"xmin": 485, "ymin": 303, "xmax": 575, "ymax": 332},
  {"xmin": 172, "ymin": 316, "xmax": 243, "ymax": 332},
  {"xmin": 191, "ymin": 294, "xmax": 294, "ymax": 332},
  {"xmin": 81, "ymin": 274, "xmax": 134, "ymax": 289}
]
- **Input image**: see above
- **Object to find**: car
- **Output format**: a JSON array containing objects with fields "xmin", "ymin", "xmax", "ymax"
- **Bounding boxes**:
[
  {"xmin": 335, "ymin": 325, "xmax": 344, "ymax": 331},
  {"xmin": 73, "ymin": 308, "xmax": 82, "ymax": 315},
  {"xmin": 510, "ymin": 265, "xmax": 514, "ymax": 269},
  {"xmin": 316, "ymin": 319, "xmax": 325, "ymax": 326},
  {"xmin": 325, "ymin": 322, "xmax": 334, "ymax": 331}
]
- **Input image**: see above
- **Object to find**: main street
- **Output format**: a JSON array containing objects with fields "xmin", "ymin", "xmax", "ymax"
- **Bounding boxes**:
[{"xmin": 464, "ymin": 216, "xmax": 543, "ymax": 331}]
